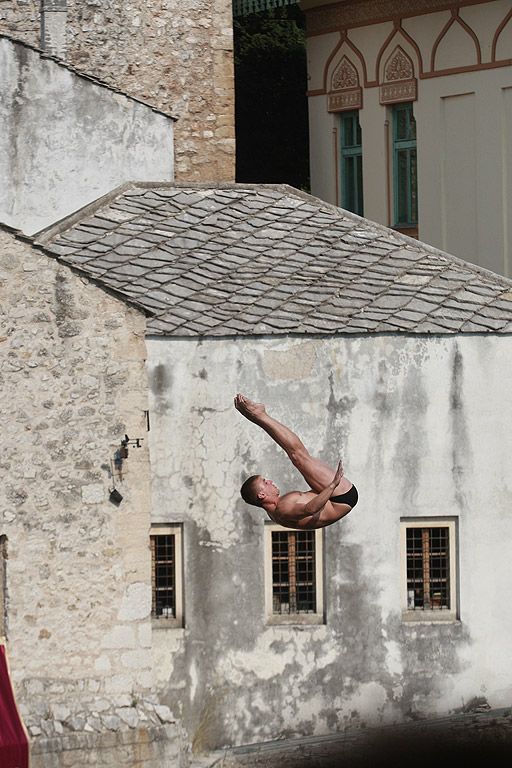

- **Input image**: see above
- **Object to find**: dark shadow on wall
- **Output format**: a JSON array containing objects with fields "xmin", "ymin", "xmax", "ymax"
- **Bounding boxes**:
[
  {"xmin": 274, "ymin": 728, "xmax": 512, "ymax": 768},
  {"xmin": 234, "ymin": 5, "xmax": 310, "ymax": 191}
]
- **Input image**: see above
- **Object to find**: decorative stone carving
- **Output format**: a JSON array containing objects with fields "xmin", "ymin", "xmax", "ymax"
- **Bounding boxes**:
[
  {"xmin": 328, "ymin": 55, "xmax": 362, "ymax": 113},
  {"xmin": 380, "ymin": 45, "xmax": 417, "ymax": 105},
  {"xmin": 332, "ymin": 56, "xmax": 359, "ymax": 90},
  {"xmin": 385, "ymin": 47, "xmax": 413, "ymax": 81},
  {"xmin": 306, "ymin": 0, "xmax": 458, "ymax": 37}
]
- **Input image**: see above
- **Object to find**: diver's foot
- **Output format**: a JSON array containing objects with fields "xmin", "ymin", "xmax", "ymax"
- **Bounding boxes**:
[{"xmin": 234, "ymin": 394, "xmax": 266, "ymax": 422}]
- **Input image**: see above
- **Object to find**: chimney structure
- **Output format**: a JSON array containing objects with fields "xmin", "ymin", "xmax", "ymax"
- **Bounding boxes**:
[{"xmin": 40, "ymin": 0, "xmax": 67, "ymax": 59}]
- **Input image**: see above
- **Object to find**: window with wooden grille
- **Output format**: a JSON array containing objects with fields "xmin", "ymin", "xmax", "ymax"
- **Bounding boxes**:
[
  {"xmin": 265, "ymin": 524, "xmax": 323, "ymax": 625},
  {"xmin": 401, "ymin": 519, "xmax": 457, "ymax": 622},
  {"xmin": 150, "ymin": 524, "xmax": 183, "ymax": 627}
]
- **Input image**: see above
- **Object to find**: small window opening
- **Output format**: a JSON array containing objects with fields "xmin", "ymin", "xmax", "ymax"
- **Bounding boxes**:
[
  {"xmin": 406, "ymin": 526, "xmax": 450, "ymax": 610},
  {"xmin": 151, "ymin": 533, "xmax": 176, "ymax": 619},
  {"xmin": 272, "ymin": 530, "xmax": 316, "ymax": 614}
]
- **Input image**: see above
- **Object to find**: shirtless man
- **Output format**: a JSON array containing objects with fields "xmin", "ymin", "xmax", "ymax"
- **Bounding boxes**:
[{"xmin": 234, "ymin": 394, "xmax": 358, "ymax": 530}]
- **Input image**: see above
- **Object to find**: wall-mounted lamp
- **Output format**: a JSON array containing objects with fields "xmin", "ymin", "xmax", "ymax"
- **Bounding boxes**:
[{"xmin": 109, "ymin": 488, "xmax": 123, "ymax": 505}]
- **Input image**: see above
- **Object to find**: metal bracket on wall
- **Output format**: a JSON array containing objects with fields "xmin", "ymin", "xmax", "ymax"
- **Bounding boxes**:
[{"xmin": 119, "ymin": 434, "xmax": 144, "ymax": 459}]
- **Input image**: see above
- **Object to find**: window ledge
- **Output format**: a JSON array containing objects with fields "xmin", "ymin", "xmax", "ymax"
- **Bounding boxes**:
[
  {"xmin": 391, "ymin": 224, "xmax": 418, "ymax": 239},
  {"xmin": 152, "ymin": 618, "xmax": 183, "ymax": 629},
  {"xmin": 266, "ymin": 614, "xmax": 324, "ymax": 626},
  {"xmin": 402, "ymin": 611, "xmax": 459, "ymax": 624}
]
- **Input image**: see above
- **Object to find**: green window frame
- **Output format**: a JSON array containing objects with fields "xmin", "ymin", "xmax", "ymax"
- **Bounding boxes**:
[
  {"xmin": 340, "ymin": 111, "xmax": 364, "ymax": 216},
  {"xmin": 393, "ymin": 102, "xmax": 418, "ymax": 226}
]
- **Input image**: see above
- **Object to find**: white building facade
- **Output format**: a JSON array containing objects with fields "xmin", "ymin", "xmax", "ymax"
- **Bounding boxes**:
[
  {"xmin": 301, "ymin": 0, "xmax": 512, "ymax": 278},
  {"xmin": 146, "ymin": 330, "xmax": 512, "ymax": 746}
]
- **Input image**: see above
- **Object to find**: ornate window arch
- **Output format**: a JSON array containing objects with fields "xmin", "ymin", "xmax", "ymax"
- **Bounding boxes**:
[
  {"xmin": 380, "ymin": 45, "xmax": 417, "ymax": 105},
  {"xmin": 328, "ymin": 55, "xmax": 362, "ymax": 113}
]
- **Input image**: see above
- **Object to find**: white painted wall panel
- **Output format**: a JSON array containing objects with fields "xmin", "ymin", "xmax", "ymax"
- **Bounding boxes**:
[
  {"xmin": 441, "ymin": 92, "xmax": 478, "ymax": 262},
  {"xmin": 147, "ymin": 333, "xmax": 512, "ymax": 749},
  {"xmin": 0, "ymin": 38, "xmax": 174, "ymax": 236}
]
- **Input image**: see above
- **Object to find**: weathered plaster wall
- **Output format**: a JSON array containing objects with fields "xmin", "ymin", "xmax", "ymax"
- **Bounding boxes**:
[
  {"xmin": 0, "ymin": 0, "xmax": 235, "ymax": 183},
  {"xmin": 147, "ymin": 333, "xmax": 512, "ymax": 750},
  {"xmin": 0, "ymin": 230, "xmax": 182, "ymax": 765},
  {"xmin": 0, "ymin": 37, "xmax": 174, "ymax": 236}
]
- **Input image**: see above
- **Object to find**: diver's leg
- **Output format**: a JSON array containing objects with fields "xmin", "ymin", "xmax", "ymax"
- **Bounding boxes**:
[{"xmin": 234, "ymin": 394, "xmax": 352, "ymax": 494}]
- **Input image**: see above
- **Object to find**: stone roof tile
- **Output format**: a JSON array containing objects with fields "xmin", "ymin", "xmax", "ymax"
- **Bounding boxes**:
[{"xmin": 33, "ymin": 182, "xmax": 512, "ymax": 337}]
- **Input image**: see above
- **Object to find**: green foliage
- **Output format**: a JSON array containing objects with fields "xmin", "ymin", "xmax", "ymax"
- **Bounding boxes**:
[{"xmin": 234, "ymin": 6, "xmax": 310, "ymax": 191}]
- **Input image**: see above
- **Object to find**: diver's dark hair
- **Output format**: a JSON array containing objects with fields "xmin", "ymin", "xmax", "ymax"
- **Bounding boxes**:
[{"xmin": 240, "ymin": 475, "xmax": 262, "ymax": 507}]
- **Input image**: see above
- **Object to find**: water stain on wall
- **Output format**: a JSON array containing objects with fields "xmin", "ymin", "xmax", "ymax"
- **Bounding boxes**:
[
  {"xmin": 450, "ymin": 344, "xmax": 472, "ymax": 510},
  {"xmin": 148, "ymin": 362, "xmax": 173, "ymax": 414},
  {"xmin": 263, "ymin": 342, "xmax": 317, "ymax": 380}
]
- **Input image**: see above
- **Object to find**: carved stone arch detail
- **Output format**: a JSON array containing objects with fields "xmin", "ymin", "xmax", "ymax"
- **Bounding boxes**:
[
  {"xmin": 375, "ymin": 21, "xmax": 422, "ymax": 85},
  {"xmin": 331, "ymin": 55, "xmax": 359, "ymax": 92},
  {"xmin": 327, "ymin": 53, "xmax": 362, "ymax": 113},
  {"xmin": 385, "ymin": 46, "xmax": 414, "ymax": 82},
  {"xmin": 380, "ymin": 45, "xmax": 417, "ymax": 105}
]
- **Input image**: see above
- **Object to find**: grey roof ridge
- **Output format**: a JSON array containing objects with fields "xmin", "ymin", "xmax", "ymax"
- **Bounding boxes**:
[
  {"xmin": 33, "ymin": 181, "xmax": 138, "ymax": 243},
  {"xmin": 33, "ymin": 181, "xmax": 311, "ymax": 243},
  {"xmin": 32, "ymin": 179, "xmax": 512, "ymax": 293},
  {"xmin": 0, "ymin": 33, "xmax": 178, "ymax": 122},
  {"xmin": 0, "ymin": 220, "xmax": 153, "ymax": 317}
]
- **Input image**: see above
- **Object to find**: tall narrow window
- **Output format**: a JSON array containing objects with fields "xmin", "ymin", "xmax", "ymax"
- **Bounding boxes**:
[
  {"xmin": 264, "ymin": 524, "xmax": 323, "ymax": 625},
  {"xmin": 393, "ymin": 102, "xmax": 418, "ymax": 227},
  {"xmin": 340, "ymin": 111, "xmax": 364, "ymax": 216},
  {"xmin": 401, "ymin": 519, "xmax": 457, "ymax": 622},
  {"xmin": 150, "ymin": 524, "xmax": 183, "ymax": 627}
]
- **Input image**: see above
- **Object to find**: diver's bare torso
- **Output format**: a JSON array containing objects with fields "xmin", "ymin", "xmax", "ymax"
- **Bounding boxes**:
[{"xmin": 267, "ymin": 490, "xmax": 352, "ymax": 530}]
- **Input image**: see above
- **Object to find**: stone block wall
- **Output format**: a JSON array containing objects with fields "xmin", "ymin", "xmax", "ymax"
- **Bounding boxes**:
[
  {"xmin": 0, "ymin": 0, "xmax": 40, "ymax": 43},
  {"xmin": 0, "ymin": 229, "xmax": 182, "ymax": 764},
  {"xmin": 0, "ymin": 0, "xmax": 235, "ymax": 183},
  {"xmin": 30, "ymin": 714, "xmax": 186, "ymax": 768}
]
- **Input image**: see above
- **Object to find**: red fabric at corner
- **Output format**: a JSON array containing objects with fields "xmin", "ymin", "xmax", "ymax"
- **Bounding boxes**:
[{"xmin": 0, "ymin": 643, "xmax": 29, "ymax": 768}]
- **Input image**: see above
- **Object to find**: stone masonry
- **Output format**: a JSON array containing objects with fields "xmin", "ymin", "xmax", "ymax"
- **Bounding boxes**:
[
  {"xmin": 0, "ymin": 0, "xmax": 235, "ymax": 183},
  {"xmin": 0, "ymin": 227, "xmax": 182, "ymax": 766}
]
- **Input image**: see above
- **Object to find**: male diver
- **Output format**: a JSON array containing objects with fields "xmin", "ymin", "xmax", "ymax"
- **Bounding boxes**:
[{"xmin": 234, "ymin": 394, "xmax": 358, "ymax": 530}]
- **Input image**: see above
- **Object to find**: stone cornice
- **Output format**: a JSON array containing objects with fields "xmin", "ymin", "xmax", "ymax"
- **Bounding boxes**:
[{"xmin": 304, "ymin": 0, "xmax": 495, "ymax": 36}]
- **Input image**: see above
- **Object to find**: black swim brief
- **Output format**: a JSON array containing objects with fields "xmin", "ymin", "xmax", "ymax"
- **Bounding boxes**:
[{"xmin": 330, "ymin": 485, "xmax": 358, "ymax": 508}]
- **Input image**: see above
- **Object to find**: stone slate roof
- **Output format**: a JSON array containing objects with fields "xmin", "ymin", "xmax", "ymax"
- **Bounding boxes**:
[{"xmin": 35, "ymin": 182, "xmax": 512, "ymax": 337}]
